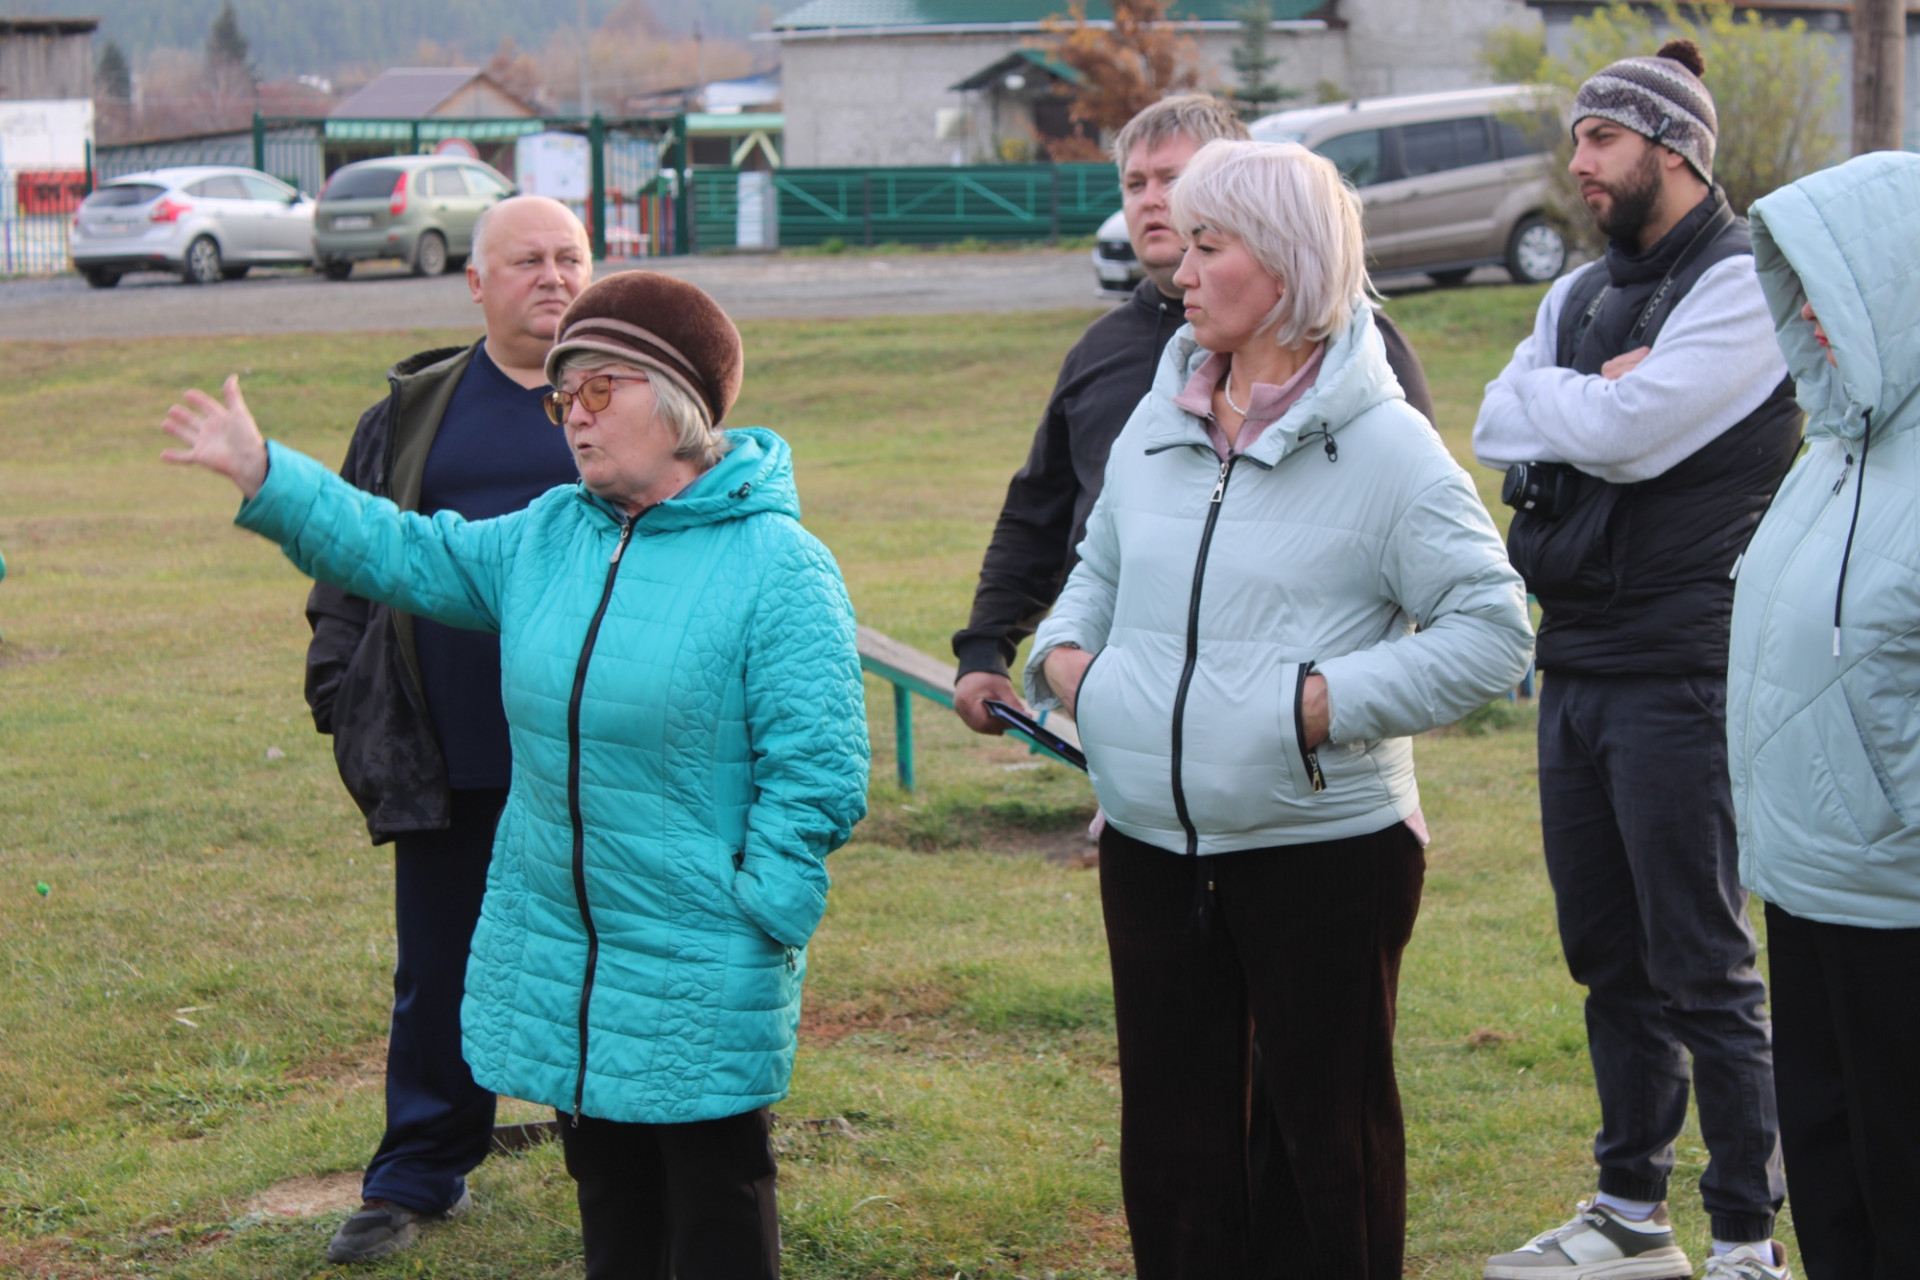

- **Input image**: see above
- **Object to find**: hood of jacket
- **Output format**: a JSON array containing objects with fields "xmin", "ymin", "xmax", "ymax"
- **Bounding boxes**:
[
  {"xmin": 1139, "ymin": 299, "xmax": 1406, "ymax": 467},
  {"xmin": 1750, "ymin": 150, "xmax": 1920, "ymax": 444},
  {"xmin": 574, "ymin": 426, "xmax": 801, "ymax": 535}
]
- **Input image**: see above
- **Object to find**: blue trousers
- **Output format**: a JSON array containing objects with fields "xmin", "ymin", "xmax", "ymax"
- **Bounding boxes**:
[
  {"xmin": 360, "ymin": 787, "xmax": 503, "ymax": 1214},
  {"xmin": 1537, "ymin": 673, "xmax": 1783, "ymax": 1242}
]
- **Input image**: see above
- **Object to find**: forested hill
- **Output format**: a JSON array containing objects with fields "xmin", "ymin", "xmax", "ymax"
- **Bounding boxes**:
[{"xmin": 14, "ymin": 0, "xmax": 771, "ymax": 76}]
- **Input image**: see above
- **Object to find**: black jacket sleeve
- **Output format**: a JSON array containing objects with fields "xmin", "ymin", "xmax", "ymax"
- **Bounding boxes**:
[
  {"xmin": 303, "ymin": 398, "xmax": 389, "ymax": 734},
  {"xmin": 952, "ymin": 366, "xmax": 1085, "ymax": 679},
  {"xmin": 1374, "ymin": 309, "xmax": 1435, "ymax": 425}
]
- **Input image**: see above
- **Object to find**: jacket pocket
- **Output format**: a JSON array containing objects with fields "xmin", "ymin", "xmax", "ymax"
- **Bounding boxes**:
[
  {"xmin": 1284, "ymin": 662, "xmax": 1326, "ymax": 798},
  {"xmin": 1069, "ymin": 647, "xmax": 1106, "ymax": 736},
  {"xmin": 1805, "ymin": 681, "xmax": 1905, "ymax": 850}
]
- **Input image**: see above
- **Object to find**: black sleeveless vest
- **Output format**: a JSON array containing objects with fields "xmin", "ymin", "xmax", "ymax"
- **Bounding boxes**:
[{"xmin": 1506, "ymin": 191, "xmax": 1803, "ymax": 677}]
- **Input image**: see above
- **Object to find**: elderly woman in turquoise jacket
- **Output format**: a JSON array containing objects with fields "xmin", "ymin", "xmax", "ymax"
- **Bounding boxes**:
[
  {"xmin": 1731, "ymin": 151, "xmax": 1920, "ymax": 1280},
  {"xmin": 161, "ymin": 272, "xmax": 867, "ymax": 1280}
]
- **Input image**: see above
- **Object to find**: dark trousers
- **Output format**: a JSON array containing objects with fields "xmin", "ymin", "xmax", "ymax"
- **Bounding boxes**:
[
  {"xmin": 1098, "ymin": 822, "xmax": 1425, "ymax": 1280},
  {"xmin": 361, "ymin": 787, "xmax": 503, "ymax": 1214},
  {"xmin": 1765, "ymin": 902, "xmax": 1920, "ymax": 1280},
  {"xmin": 559, "ymin": 1108, "xmax": 781, "ymax": 1280},
  {"xmin": 1537, "ymin": 673, "xmax": 1782, "ymax": 1241}
]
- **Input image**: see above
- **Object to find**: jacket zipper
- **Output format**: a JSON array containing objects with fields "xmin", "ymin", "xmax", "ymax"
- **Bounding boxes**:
[
  {"xmin": 1170, "ymin": 456, "xmax": 1237, "ymax": 861},
  {"xmin": 1293, "ymin": 661, "xmax": 1327, "ymax": 793},
  {"xmin": 568, "ymin": 515, "xmax": 634, "ymax": 1124}
]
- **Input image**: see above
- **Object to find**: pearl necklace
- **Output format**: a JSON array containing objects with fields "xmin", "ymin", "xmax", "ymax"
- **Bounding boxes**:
[{"xmin": 1222, "ymin": 364, "xmax": 1249, "ymax": 417}]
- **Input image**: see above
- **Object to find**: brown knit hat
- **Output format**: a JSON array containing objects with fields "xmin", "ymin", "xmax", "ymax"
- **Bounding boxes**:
[{"xmin": 544, "ymin": 270, "xmax": 743, "ymax": 426}]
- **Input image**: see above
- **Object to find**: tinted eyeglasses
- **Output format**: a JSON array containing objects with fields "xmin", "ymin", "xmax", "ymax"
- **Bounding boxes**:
[{"xmin": 543, "ymin": 373, "xmax": 651, "ymax": 425}]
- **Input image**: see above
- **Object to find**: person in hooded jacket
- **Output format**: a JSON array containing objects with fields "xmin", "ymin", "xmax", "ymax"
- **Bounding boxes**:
[
  {"xmin": 1732, "ymin": 150, "xmax": 1920, "ymax": 1280},
  {"xmin": 157, "ymin": 271, "xmax": 869, "ymax": 1280},
  {"xmin": 1025, "ymin": 139, "xmax": 1534, "ymax": 1280}
]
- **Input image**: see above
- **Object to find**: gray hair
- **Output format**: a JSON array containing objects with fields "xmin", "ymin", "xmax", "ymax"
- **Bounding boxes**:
[
  {"xmin": 471, "ymin": 196, "xmax": 589, "ymax": 280},
  {"xmin": 1110, "ymin": 94, "xmax": 1250, "ymax": 173},
  {"xmin": 1167, "ymin": 139, "xmax": 1370, "ymax": 348},
  {"xmin": 556, "ymin": 351, "xmax": 733, "ymax": 469}
]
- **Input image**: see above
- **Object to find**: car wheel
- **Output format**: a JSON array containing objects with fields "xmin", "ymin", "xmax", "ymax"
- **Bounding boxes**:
[
  {"xmin": 321, "ymin": 259, "xmax": 353, "ymax": 281},
  {"xmin": 81, "ymin": 267, "xmax": 121, "ymax": 289},
  {"xmin": 411, "ymin": 231, "xmax": 448, "ymax": 278},
  {"xmin": 220, "ymin": 265, "xmax": 250, "ymax": 281},
  {"xmin": 1429, "ymin": 268, "xmax": 1473, "ymax": 288},
  {"xmin": 1507, "ymin": 216, "xmax": 1568, "ymax": 284},
  {"xmin": 182, "ymin": 235, "xmax": 223, "ymax": 285}
]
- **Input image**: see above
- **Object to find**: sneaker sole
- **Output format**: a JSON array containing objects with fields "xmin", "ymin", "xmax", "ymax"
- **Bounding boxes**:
[{"xmin": 1485, "ymin": 1250, "xmax": 1693, "ymax": 1280}]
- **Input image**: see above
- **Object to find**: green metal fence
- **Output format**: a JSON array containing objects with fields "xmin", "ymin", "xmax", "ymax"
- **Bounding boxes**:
[{"xmin": 688, "ymin": 163, "xmax": 1122, "ymax": 252}]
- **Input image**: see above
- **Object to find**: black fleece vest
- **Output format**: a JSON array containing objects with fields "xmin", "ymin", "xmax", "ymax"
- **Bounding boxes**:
[{"xmin": 1507, "ymin": 193, "xmax": 1802, "ymax": 677}]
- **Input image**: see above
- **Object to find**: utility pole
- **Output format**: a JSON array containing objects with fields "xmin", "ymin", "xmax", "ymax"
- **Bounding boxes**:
[
  {"xmin": 578, "ymin": 0, "xmax": 592, "ymax": 118},
  {"xmin": 1852, "ymin": 0, "xmax": 1906, "ymax": 153}
]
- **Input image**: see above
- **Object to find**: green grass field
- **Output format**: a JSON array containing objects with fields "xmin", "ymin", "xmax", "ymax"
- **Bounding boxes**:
[{"xmin": 0, "ymin": 284, "xmax": 1792, "ymax": 1278}]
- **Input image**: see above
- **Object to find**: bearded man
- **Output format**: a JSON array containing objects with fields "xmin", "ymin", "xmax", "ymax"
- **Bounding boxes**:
[{"xmin": 1472, "ymin": 41, "xmax": 1801, "ymax": 1280}]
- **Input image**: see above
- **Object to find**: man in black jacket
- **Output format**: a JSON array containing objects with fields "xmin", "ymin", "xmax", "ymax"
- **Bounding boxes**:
[
  {"xmin": 952, "ymin": 97, "xmax": 1432, "ymax": 729},
  {"xmin": 1474, "ymin": 44, "xmax": 1798, "ymax": 1280},
  {"xmin": 307, "ymin": 196, "xmax": 591, "ymax": 1266}
]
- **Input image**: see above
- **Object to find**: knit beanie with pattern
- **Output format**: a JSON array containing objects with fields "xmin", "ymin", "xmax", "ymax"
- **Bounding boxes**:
[{"xmin": 1571, "ymin": 39, "xmax": 1717, "ymax": 182}]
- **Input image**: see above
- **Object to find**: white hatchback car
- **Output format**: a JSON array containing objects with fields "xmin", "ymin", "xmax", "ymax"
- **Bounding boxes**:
[{"xmin": 69, "ymin": 166, "xmax": 315, "ymax": 287}]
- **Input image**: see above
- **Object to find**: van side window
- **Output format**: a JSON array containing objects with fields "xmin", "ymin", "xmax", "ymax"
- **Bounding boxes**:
[
  {"xmin": 1400, "ymin": 117, "xmax": 1494, "ymax": 176},
  {"xmin": 1314, "ymin": 129, "xmax": 1385, "ymax": 188},
  {"xmin": 1497, "ymin": 112, "xmax": 1558, "ymax": 159}
]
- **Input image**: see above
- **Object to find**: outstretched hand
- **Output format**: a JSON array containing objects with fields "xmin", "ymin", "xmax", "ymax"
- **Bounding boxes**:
[{"xmin": 160, "ymin": 375, "xmax": 269, "ymax": 499}]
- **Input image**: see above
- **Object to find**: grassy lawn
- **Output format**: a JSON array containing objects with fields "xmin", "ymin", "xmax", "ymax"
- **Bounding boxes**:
[{"xmin": 0, "ymin": 283, "xmax": 1788, "ymax": 1278}]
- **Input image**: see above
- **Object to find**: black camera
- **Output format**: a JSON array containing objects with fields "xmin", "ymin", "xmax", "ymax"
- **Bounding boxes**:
[{"xmin": 1502, "ymin": 461, "xmax": 1576, "ymax": 519}]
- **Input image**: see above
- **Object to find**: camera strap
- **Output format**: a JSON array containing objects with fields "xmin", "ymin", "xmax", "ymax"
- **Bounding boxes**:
[{"xmin": 1560, "ymin": 195, "xmax": 1737, "ymax": 368}]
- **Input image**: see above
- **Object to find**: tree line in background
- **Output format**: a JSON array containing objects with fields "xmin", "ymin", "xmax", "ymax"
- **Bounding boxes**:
[{"xmin": 85, "ymin": 0, "xmax": 772, "ymax": 143}]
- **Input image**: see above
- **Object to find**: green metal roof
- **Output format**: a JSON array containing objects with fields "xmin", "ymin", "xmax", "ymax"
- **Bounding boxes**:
[
  {"xmin": 774, "ymin": 1, "xmax": 1328, "ymax": 29},
  {"xmin": 685, "ymin": 112, "xmax": 786, "ymax": 133},
  {"xmin": 950, "ymin": 48, "xmax": 1084, "ymax": 91}
]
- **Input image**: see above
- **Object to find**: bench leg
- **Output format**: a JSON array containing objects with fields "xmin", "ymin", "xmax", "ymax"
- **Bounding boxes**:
[{"xmin": 893, "ymin": 684, "xmax": 914, "ymax": 791}]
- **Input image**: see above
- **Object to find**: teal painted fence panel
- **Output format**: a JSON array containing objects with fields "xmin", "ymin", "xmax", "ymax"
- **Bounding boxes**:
[{"xmin": 688, "ymin": 164, "xmax": 1121, "ymax": 251}]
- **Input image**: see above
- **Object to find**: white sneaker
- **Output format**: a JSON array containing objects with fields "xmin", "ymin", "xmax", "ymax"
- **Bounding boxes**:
[
  {"xmin": 1703, "ymin": 1242, "xmax": 1793, "ymax": 1280},
  {"xmin": 1484, "ymin": 1200, "xmax": 1693, "ymax": 1279}
]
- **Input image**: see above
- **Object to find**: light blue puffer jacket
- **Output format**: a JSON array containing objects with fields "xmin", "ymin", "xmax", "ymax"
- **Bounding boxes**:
[
  {"xmin": 237, "ymin": 428, "xmax": 869, "ymax": 1121},
  {"xmin": 1732, "ymin": 152, "xmax": 1920, "ymax": 928},
  {"xmin": 1026, "ymin": 302, "xmax": 1533, "ymax": 854}
]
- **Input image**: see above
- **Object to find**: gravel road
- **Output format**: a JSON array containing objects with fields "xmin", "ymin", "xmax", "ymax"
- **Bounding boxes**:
[{"xmin": 0, "ymin": 249, "xmax": 1114, "ymax": 341}]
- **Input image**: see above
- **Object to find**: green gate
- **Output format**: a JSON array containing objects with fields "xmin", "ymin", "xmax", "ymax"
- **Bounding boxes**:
[{"xmin": 686, "ymin": 163, "xmax": 1121, "ymax": 252}]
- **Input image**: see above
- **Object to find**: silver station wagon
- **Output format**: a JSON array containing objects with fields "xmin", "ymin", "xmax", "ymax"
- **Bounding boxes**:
[{"xmin": 312, "ymin": 155, "xmax": 516, "ymax": 280}]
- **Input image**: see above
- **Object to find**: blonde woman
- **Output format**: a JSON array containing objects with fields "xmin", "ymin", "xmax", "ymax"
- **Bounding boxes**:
[{"xmin": 1026, "ymin": 141, "xmax": 1532, "ymax": 1279}]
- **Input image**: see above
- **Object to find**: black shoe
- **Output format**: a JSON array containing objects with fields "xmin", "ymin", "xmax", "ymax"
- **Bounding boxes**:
[{"xmin": 324, "ymin": 1188, "xmax": 471, "ymax": 1264}]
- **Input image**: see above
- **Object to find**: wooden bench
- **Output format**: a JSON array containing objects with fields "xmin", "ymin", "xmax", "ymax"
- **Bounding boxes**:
[{"xmin": 856, "ymin": 625, "xmax": 1082, "ymax": 790}]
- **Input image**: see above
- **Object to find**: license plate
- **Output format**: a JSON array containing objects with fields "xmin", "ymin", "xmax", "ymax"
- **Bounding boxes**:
[{"xmin": 332, "ymin": 215, "xmax": 372, "ymax": 230}]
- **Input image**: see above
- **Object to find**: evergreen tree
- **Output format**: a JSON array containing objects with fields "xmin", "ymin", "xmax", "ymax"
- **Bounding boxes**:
[
  {"xmin": 1230, "ymin": 0, "xmax": 1294, "ymax": 119},
  {"xmin": 96, "ymin": 39, "xmax": 132, "ymax": 101},
  {"xmin": 206, "ymin": 2, "xmax": 251, "ymax": 70}
]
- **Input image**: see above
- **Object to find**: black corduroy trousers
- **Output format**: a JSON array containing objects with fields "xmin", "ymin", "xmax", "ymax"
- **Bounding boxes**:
[
  {"xmin": 1098, "ymin": 822, "xmax": 1426, "ymax": 1280},
  {"xmin": 559, "ymin": 1106, "xmax": 781, "ymax": 1280}
]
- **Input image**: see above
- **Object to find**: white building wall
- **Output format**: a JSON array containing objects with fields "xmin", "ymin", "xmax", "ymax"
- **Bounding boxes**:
[
  {"xmin": 777, "ymin": 2, "xmax": 1537, "ymax": 169},
  {"xmin": 781, "ymin": 33, "xmax": 1025, "ymax": 167},
  {"xmin": 1340, "ymin": 0, "xmax": 1539, "ymax": 97}
]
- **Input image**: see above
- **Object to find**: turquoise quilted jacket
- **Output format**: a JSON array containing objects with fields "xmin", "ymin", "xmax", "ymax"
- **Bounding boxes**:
[{"xmin": 237, "ymin": 428, "xmax": 869, "ymax": 1122}]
